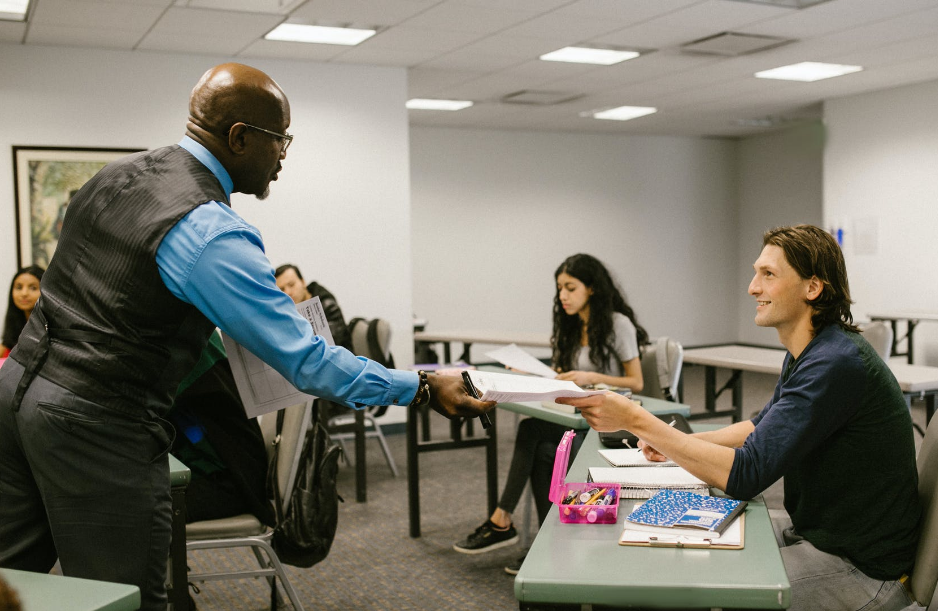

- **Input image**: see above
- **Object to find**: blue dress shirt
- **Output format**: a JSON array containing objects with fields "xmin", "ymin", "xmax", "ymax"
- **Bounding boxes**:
[{"xmin": 155, "ymin": 137, "xmax": 417, "ymax": 409}]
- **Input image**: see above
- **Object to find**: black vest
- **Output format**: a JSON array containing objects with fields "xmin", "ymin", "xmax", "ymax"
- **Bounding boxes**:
[{"xmin": 13, "ymin": 145, "xmax": 229, "ymax": 415}]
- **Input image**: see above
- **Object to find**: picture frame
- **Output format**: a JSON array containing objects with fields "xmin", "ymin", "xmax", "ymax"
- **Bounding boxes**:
[{"xmin": 12, "ymin": 145, "xmax": 143, "ymax": 268}]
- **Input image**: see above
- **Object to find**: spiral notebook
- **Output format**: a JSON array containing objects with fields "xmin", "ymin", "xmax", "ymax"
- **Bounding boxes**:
[{"xmin": 588, "ymin": 466, "xmax": 709, "ymax": 499}]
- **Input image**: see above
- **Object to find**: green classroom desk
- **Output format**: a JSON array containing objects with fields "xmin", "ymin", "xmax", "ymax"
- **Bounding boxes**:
[
  {"xmin": 513, "ymin": 429, "xmax": 791, "ymax": 609},
  {"xmin": 498, "ymin": 393, "xmax": 690, "ymax": 429},
  {"xmin": 0, "ymin": 568, "xmax": 140, "ymax": 611}
]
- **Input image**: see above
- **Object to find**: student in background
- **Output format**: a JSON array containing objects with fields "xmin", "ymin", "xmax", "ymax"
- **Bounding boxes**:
[
  {"xmin": 562, "ymin": 226, "xmax": 920, "ymax": 611},
  {"xmin": 167, "ymin": 330, "xmax": 274, "ymax": 525},
  {"xmin": 275, "ymin": 263, "xmax": 351, "ymax": 350},
  {"xmin": 454, "ymin": 253, "xmax": 647, "ymax": 575},
  {"xmin": 0, "ymin": 265, "xmax": 44, "ymax": 358}
]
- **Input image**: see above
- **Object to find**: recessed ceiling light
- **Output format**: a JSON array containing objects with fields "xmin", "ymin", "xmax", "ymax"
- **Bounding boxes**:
[
  {"xmin": 0, "ymin": 0, "xmax": 29, "ymax": 21},
  {"xmin": 588, "ymin": 106, "xmax": 657, "ymax": 121},
  {"xmin": 406, "ymin": 99, "xmax": 473, "ymax": 111},
  {"xmin": 265, "ymin": 24, "xmax": 376, "ymax": 46},
  {"xmin": 755, "ymin": 61, "xmax": 862, "ymax": 82},
  {"xmin": 539, "ymin": 47, "xmax": 640, "ymax": 66}
]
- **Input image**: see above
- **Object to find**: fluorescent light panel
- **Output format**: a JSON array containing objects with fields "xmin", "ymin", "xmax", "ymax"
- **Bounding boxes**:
[
  {"xmin": 755, "ymin": 61, "xmax": 862, "ymax": 82},
  {"xmin": 0, "ymin": 0, "xmax": 29, "ymax": 21},
  {"xmin": 265, "ymin": 24, "xmax": 376, "ymax": 46},
  {"xmin": 540, "ymin": 46, "xmax": 639, "ymax": 66},
  {"xmin": 406, "ymin": 99, "xmax": 473, "ymax": 111},
  {"xmin": 591, "ymin": 106, "xmax": 657, "ymax": 121}
]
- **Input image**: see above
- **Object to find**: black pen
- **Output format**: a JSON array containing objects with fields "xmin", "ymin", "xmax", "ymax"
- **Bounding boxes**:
[{"xmin": 462, "ymin": 370, "xmax": 493, "ymax": 429}]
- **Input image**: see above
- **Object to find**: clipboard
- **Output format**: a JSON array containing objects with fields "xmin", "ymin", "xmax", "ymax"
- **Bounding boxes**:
[{"xmin": 619, "ymin": 512, "xmax": 746, "ymax": 550}]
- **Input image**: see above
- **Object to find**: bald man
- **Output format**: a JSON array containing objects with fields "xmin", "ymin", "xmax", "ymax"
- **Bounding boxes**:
[{"xmin": 0, "ymin": 63, "xmax": 493, "ymax": 610}]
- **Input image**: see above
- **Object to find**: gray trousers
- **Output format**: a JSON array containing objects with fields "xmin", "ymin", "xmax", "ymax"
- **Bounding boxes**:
[
  {"xmin": 770, "ymin": 509, "xmax": 914, "ymax": 611},
  {"xmin": 0, "ymin": 359, "xmax": 174, "ymax": 611}
]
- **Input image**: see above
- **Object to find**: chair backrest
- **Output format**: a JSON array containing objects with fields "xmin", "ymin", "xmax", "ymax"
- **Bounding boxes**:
[
  {"xmin": 348, "ymin": 317, "xmax": 393, "ymax": 366},
  {"xmin": 640, "ymin": 337, "xmax": 684, "ymax": 402},
  {"xmin": 911, "ymin": 416, "xmax": 938, "ymax": 609},
  {"xmin": 859, "ymin": 321, "xmax": 893, "ymax": 360},
  {"xmin": 259, "ymin": 401, "xmax": 313, "ymax": 504}
]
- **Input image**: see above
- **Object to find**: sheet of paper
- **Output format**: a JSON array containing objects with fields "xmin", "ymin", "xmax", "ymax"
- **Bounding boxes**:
[
  {"xmin": 224, "ymin": 296, "xmax": 333, "ymax": 419},
  {"xmin": 465, "ymin": 369, "xmax": 604, "ymax": 403},
  {"xmin": 485, "ymin": 344, "xmax": 557, "ymax": 378},
  {"xmin": 599, "ymin": 448, "xmax": 676, "ymax": 467}
]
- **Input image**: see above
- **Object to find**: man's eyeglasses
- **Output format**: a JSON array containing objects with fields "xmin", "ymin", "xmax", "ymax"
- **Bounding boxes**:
[{"xmin": 239, "ymin": 122, "xmax": 293, "ymax": 154}]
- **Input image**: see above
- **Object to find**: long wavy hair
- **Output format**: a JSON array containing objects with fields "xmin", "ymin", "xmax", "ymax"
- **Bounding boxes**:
[
  {"xmin": 763, "ymin": 225, "xmax": 859, "ymax": 333},
  {"xmin": 2, "ymin": 265, "xmax": 44, "ymax": 349},
  {"xmin": 552, "ymin": 254, "xmax": 648, "ymax": 372}
]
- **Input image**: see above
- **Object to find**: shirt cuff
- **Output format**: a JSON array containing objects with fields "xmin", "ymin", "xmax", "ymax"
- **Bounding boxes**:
[{"xmin": 389, "ymin": 369, "xmax": 420, "ymax": 406}]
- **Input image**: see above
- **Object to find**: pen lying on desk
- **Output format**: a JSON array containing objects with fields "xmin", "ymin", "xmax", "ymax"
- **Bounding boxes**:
[{"xmin": 461, "ymin": 370, "xmax": 493, "ymax": 429}]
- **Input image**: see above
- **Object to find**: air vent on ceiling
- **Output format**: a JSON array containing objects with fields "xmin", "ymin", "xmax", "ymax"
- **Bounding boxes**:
[
  {"xmin": 681, "ymin": 32, "xmax": 794, "ymax": 57},
  {"xmin": 500, "ymin": 90, "xmax": 583, "ymax": 106}
]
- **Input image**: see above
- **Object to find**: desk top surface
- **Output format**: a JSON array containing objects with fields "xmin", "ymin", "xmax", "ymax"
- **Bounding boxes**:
[
  {"xmin": 0, "ymin": 568, "xmax": 140, "ymax": 611},
  {"xmin": 513, "ymin": 430, "xmax": 790, "ymax": 609},
  {"xmin": 498, "ymin": 394, "xmax": 691, "ymax": 429},
  {"xmin": 414, "ymin": 330, "xmax": 550, "ymax": 347},
  {"xmin": 169, "ymin": 454, "xmax": 190, "ymax": 487},
  {"xmin": 869, "ymin": 311, "xmax": 938, "ymax": 322},
  {"xmin": 684, "ymin": 344, "xmax": 938, "ymax": 393}
]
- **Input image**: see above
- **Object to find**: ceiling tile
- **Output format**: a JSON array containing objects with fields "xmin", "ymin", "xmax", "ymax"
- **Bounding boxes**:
[
  {"xmin": 500, "ymin": 11, "xmax": 621, "ymax": 44},
  {"xmin": 407, "ymin": 67, "xmax": 486, "ymax": 97},
  {"xmin": 332, "ymin": 44, "xmax": 440, "ymax": 67},
  {"xmin": 238, "ymin": 38, "xmax": 347, "ymax": 61},
  {"xmin": 289, "ymin": 0, "xmax": 437, "ymax": 27},
  {"xmin": 363, "ymin": 25, "xmax": 482, "ymax": 53},
  {"xmin": 0, "ymin": 20, "xmax": 26, "ymax": 43},
  {"xmin": 549, "ymin": 0, "xmax": 701, "ymax": 26},
  {"xmin": 26, "ymin": 24, "xmax": 145, "ymax": 48},
  {"xmin": 138, "ymin": 6, "xmax": 282, "ymax": 53},
  {"xmin": 30, "ymin": 0, "xmax": 167, "ymax": 30},
  {"xmin": 402, "ymin": 2, "xmax": 540, "ymax": 34}
]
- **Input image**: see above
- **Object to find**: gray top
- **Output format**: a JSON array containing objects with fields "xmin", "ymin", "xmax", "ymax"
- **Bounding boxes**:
[{"xmin": 574, "ymin": 312, "xmax": 639, "ymax": 375}]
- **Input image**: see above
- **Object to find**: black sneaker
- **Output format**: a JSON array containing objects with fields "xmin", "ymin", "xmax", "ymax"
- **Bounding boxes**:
[
  {"xmin": 504, "ymin": 554, "xmax": 526, "ymax": 575},
  {"xmin": 453, "ymin": 520, "xmax": 519, "ymax": 554}
]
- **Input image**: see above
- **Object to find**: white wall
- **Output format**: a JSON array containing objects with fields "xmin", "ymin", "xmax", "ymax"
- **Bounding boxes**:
[
  {"xmin": 410, "ymin": 126, "xmax": 739, "ymax": 361},
  {"xmin": 735, "ymin": 122, "xmax": 825, "ymax": 346},
  {"xmin": 825, "ymin": 78, "xmax": 938, "ymax": 364},
  {"xmin": 0, "ymin": 44, "xmax": 416, "ymax": 363}
]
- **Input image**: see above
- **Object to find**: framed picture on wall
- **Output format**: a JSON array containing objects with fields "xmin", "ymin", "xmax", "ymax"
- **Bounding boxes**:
[{"xmin": 12, "ymin": 145, "xmax": 143, "ymax": 268}]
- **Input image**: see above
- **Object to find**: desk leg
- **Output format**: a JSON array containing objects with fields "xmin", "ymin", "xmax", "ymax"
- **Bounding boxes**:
[
  {"xmin": 704, "ymin": 367, "xmax": 716, "ymax": 413},
  {"xmin": 443, "ymin": 343, "xmax": 452, "ymax": 364},
  {"xmin": 927, "ymin": 393, "xmax": 935, "ymax": 425},
  {"xmin": 169, "ymin": 485, "xmax": 188, "ymax": 611},
  {"xmin": 407, "ymin": 406, "xmax": 421, "ymax": 538},
  {"xmin": 355, "ymin": 410, "xmax": 366, "ymax": 503},
  {"xmin": 908, "ymin": 320, "xmax": 918, "ymax": 364},
  {"xmin": 459, "ymin": 341, "xmax": 473, "ymax": 364},
  {"xmin": 486, "ymin": 410, "xmax": 498, "ymax": 516},
  {"xmin": 732, "ymin": 373, "xmax": 743, "ymax": 423}
]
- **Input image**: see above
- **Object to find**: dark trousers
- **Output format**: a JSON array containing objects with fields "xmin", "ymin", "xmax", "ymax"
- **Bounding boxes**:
[
  {"xmin": 0, "ymin": 359, "xmax": 174, "ymax": 611},
  {"xmin": 498, "ymin": 418, "xmax": 585, "ymax": 525}
]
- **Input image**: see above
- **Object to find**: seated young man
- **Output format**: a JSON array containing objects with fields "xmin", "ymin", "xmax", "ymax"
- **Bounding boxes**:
[
  {"xmin": 561, "ymin": 225, "xmax": 921, "ymax": 611},
  {"xmin": 274, "ymin": 263, "xmax": 351, "ymax": 351}
]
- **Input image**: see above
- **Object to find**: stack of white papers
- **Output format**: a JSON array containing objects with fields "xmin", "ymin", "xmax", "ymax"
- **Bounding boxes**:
[
  {"xmin": 465, "ymin": 369, "xmax": 604, "ymax": 403},
  {"xmin": 485, "ymin": 344, "xmax": 557, "ymax": 378}
]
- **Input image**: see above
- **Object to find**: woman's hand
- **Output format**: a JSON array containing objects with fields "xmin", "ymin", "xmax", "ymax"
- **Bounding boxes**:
[{"xmin": 555, "ymin": 370, "xmax": 596, "ymax": 387}]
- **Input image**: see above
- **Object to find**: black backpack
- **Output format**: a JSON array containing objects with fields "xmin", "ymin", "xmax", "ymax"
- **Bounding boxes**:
[{"xmin": 268, "ymin": 406, "xmax": 344, "ymax": 569}]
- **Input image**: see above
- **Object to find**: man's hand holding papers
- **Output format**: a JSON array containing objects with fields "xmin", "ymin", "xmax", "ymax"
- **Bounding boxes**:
[{"xmin": 463, "ymin": 369, "xmax": 605, "ymax": 403}]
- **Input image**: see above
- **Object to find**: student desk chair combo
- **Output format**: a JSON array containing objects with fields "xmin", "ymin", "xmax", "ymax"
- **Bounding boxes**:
[
  {"xmin": 405, "ymin": 365, "xmax": 692, "ymax": 538},
  {"xmin": 513, "ymin": 428, "xmax": 791, "ymax": 610}
]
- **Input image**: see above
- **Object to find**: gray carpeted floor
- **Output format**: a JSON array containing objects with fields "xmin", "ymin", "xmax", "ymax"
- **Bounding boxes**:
[{"xmin": 186, "ymin": 363, "xmax": 930, "ymax": 611}]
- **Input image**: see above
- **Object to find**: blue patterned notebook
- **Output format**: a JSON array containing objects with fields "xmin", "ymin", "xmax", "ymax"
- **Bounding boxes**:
[{"xmin": 625, "ymin": 489, "xmax": 747, "ymax": 537}]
